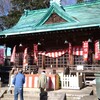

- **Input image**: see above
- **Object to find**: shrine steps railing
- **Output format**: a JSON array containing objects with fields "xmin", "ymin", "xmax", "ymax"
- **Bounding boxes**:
[
  {"xmin": 68, "ymin": 64, "xmax": 100, "ymax": 72},
  {"xmin": 9, "ymin": 64, "xmax": 100, "ymax": 74}
]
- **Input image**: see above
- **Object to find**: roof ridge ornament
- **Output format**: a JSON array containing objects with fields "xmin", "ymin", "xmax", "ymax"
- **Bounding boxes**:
[
  {"xmin": 24, "ymin": 9, "xmax": 29, "ymax": 16},
  {"xmin": 50, "ymin": 0, "xmax": 61, "ymax": 6}
]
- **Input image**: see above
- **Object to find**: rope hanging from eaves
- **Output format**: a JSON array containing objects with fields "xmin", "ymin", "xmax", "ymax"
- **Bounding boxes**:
[{"xmin": 38, "ymin": 49, "xmax": 68, "ymax": 58}]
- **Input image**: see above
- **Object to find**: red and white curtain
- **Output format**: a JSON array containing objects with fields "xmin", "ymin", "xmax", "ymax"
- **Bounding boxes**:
[
  {"xmin": 10, "ymin": 45, "xmax": 16, "ymax": 63},
  {"xmin": 95, "ymin": 40, "xmax": 100, "ymax": 60},
  {"xmin": 38, "ymin": 46, "xmax": 87, "ymax": 58},
  {"xmin": 38, "ymin": 49, "xmax": 67, "ymax": 58},
  {"xmin": 73, "ymin": 46, "xmax": 83, "ymax": 56}
]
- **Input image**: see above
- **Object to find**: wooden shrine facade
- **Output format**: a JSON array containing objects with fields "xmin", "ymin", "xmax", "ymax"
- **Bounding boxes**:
[
  {"xmin": 0, "ymin": 19, "xmax": 100, "ymax": 68},
  {"xmin": 12, "ymin": 29, "xmax": 99, "ymax": 69}
]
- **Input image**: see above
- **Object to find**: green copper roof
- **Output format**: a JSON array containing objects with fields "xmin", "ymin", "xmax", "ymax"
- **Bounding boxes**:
[{"xmin": 0, "ymin": 0, "xmax": 100, "ymax": 36}]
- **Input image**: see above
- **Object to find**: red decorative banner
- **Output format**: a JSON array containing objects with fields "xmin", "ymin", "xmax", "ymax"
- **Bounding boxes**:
[
  {"xmin": 82, "ymin": 41, "xmax": 88, "ymax": 61},
  {"xmin": 34, "ymin": 44, "xmax": 38, "ymax": 62},
  {"xmin": 10, "ymin": 45, "xmax": 16, "ymax": 63},
  {"xmin": 0, "ymin": 48, "xmax": 4, "ymax": 64},
  {"xmin": 95, "ymin": 40, "xmax": 100, "ymax": 60}
]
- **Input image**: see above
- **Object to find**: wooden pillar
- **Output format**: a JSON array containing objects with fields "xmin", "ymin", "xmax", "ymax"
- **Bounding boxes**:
[
  {"xmin": 42, "ymin": 55, "xmax": 45, "ymax": 69},
  {"xmin": 4, "ymin": 44, "xmax": 7, "ymax": 66},
  {"xmin": 56, "ymin": 58, "xmax": 58, "ymax": 68},
  {"xmin": 83, "ymin": 73, "xmax": 86, "ymax": 85},
  {"xmin": 92, "ymin": 53, "xmax": 97, "ymax": 64},
  {"xmin": 70, "ymin": 54, "xmax": 74, "ymax": 65},
  {"xmin": 4, "ymin": 45, "xmax": 7, "ymax": 59}
]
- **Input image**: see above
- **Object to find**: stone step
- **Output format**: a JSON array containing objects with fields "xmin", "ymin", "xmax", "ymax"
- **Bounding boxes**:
[
  {"xmin": 1, "ymin": 97, "xmax": 40, "ymax": 100},
  {"xmin": 66, "ymin": 96, "xmax": 82, "ymax": 100},
  {"xmin": 7, "ymin": 88, "xmax": 40, "ymax": 94},
  {"xmin": 1, "ymin": 91, "xmax": 66, "ymax": 100},
  {"xmin": 3, "ymin": 93, "xmax": 40, "ymax": 98},
  {"xmin": 7, "ymin": 90, "xmax": 40, "ymax": 95},
  {"xmin": 5, "ymin": 91, "xmax": 65, "ymax": 97},
  {"xmin": 81, "ymin": 95, "xmax": 98, "ymax": 100},
  {"xmin": 1, "ymin": 85, "xmax": 94, "ymax": 100},
  {"xmin": 1, "ymin": 97, "xmax": 64, "ymax": 100},
  {"xmin": 1, "ymin": 92, "xmax": 40, "ymax": 100}
]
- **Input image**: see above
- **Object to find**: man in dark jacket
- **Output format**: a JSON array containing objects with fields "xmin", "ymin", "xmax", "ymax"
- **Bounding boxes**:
[{"xmin": 13, "ymin": 68, "xmax": 25, "ymax": 100}]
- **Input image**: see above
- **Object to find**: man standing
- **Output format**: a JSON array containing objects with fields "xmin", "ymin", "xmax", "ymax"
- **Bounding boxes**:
[
  {"xmin": 38, "ymin": 71, "xmax": 47, "ymax": 92},
  {"xmin": 13, "ymin": 68, "xmax": 25, "ymax": 100},
  {"xmin": 38, "ymin": 71, "xmax": 47, "ymax": 100}
]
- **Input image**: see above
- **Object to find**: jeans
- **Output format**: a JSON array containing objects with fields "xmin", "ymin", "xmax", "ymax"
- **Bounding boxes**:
[{"xmin": 14, "ymin": 87, "xmax": 24, "ymax": 100}]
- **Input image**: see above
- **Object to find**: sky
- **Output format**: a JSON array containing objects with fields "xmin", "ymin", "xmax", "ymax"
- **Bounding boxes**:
[
  {"xmin": 61, "ymin": 0, "xmax": 77, "ymax": 6},
  {"xmin": 0, "ymin": 0, "xmax": 11, "ymax": 16},
  {"xmin": 0, "ymin": 0, "xmax": 96, "ymax": 16},
  {"xmin": 61, "ymin": 0, "xmax": 95, "ymax": 6},
  {"xmin": 0, "ymin": 46, "xmax": 11, "ymax": 56}
]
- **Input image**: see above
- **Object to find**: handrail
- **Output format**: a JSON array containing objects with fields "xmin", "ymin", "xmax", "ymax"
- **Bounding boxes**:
[
  {"xmin": 68, "ymin": 64, "xmax": 100, "ymax": 71},
  {"xmin": 15, "ymin": 64, "xmax": 100, "ymax": 74}
]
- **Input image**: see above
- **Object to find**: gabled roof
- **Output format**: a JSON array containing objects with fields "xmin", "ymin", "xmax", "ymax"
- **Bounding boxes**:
[
  {"xmin": 35, "ymin": 3, "xmax": 78, "ymax": 26},
  {"xmin": 0, "ymin": 0, "xmax": 100, "ymax": 36}
]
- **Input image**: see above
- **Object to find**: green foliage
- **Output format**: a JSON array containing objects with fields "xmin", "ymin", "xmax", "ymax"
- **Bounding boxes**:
[
  {"xmin": 11, "ymin": 0, "xmax": 49, "ymax": 11},
  {"xmin": 77, "ymin": 0, "xmax": 83, "ymax": 3},
  {"xmin": 30, "ymin": 0, "xmax": 49, "ymax": 10},
  {"xmin": 1, "ymin": 10, "xmax": 21, "ymax": 28},
  {"xmin": 77, "ymin": 0, "xmax": 84, "ymax": 3},
  {"xmin": 1, "ymin": 0, "xmax": 49, "ymax": 28}
]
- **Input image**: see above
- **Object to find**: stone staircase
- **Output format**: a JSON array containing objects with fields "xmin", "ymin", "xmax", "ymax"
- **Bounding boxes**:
[
  {"xmin": 0, "ymin": 88, "xmax": 66, "ymax": 100},
  {"xmin": 0, "ymin": 85, "xmax": 95, "ymax": 100},
  {"xmin": 1, "ymin": 88, "xmax": 41, "ymax": 100}
]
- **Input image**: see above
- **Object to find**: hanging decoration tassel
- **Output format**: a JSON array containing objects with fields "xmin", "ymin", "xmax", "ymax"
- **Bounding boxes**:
[
  {"xmin": 23, "ymin": 48, "xmax": 28, "ymax": 70},
  {"xmin": 10, "ymin": 45, "xmax": 16, "ymax": 64}
]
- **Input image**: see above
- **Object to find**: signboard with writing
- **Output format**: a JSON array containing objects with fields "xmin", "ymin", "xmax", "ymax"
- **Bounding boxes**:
[
  {"xmin": 95, "ymin": 40, "xmax": 100, "ymax": 60},
  {"xmin": 83, "ymin": 41, "xmax": 88, "ymax": 61}
]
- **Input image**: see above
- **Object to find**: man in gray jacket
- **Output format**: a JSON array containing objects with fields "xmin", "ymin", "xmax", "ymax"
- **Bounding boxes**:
[
  {"xmin": 38, "ymin": 71, "xmax": 47, "ymax": 92},
  {"xmin": 38, "ymin": 71, "xmax": 47, "ymax": 100}
]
